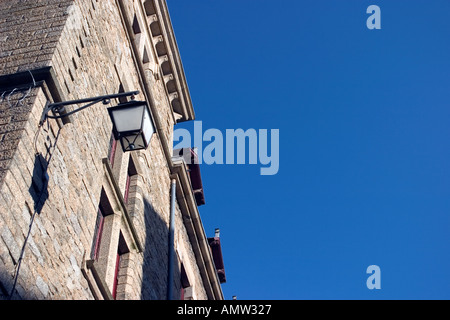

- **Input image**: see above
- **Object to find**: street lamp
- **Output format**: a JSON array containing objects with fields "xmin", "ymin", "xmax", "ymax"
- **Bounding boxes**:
[
  {"xmin": 108, "ymin": 100, "xmax": 154, "ymax": 152},
  {"xmin": 40, "ymin": 91, "xmax": 154, "ymax": 152}
]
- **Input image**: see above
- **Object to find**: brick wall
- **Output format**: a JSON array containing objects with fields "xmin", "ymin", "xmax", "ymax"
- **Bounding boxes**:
[
  {"xmin": 0, "ymin": 0, "xmax": 211, "ymax": 300},
  {"xmin": 0, "ymin": 0, "xmax": 73, "ymax": 76}
]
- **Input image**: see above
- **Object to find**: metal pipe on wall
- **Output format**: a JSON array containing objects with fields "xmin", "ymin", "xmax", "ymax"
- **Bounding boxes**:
[{"xmin": 167, "ymin": 179, "xmax": 177, "ymax": 300}]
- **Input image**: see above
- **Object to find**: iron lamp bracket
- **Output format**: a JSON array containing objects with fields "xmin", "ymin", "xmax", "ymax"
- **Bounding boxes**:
[{"xmin": 39, "ymin": 91, "xmax": 139, "ymax": 126}]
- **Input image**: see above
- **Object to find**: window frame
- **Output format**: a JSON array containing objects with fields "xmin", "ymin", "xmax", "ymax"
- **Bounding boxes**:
[{"xmin": 81, "ymin": 158, "xmax": 143, "ymax": 300}]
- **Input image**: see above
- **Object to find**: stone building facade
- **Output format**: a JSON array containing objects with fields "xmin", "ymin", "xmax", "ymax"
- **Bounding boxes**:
[{"xmin": 0, "ymin": 0, "xmax": 224, "ymax": 300}]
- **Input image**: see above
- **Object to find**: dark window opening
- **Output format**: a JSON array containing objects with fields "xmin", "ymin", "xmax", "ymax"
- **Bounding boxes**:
[
  {"xmin": 124, "ymin": 156, "xmax": 137, "ymax": 204},
  {"xmin": 108, "ymin": 135, "xmax": 118, "ymax": 168},
  {"xmin": 132, "ymin": 15, "xmax": 142, "ymax": 35},
  {"xmin": 180, "ymin": 263, "xmax": 191, "ymax": 300},
  {"xmin": 113, "ymin": 233, "xmax": 129, "ymax": 300},
  {"xmin": 91, "ymin": 189, "xmax": 114, "ymax": 260}
]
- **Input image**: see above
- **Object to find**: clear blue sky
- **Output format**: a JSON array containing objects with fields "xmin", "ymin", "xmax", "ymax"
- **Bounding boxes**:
[{"xmin": 167, "ymin": 0, "xmax": 450, "ymax": 299}]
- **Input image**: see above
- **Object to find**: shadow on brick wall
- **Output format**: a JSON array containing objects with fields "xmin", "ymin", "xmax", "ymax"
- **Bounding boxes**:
[
  {"xmin": 29, "ymin": 153, "xmax": 49, "ymax": 214},
  {"xmin": 141, "ymin": 197, "xmax": 180, "ymax": 300},
  {"xmin": 1, "ymin": 127, "xmax": 61, "ymax": 300},
  {"xmin": 29, "ymin": 126, "xmax": 61, "ymax": 215}
]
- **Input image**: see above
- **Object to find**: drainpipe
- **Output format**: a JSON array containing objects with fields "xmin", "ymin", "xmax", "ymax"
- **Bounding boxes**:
[{"xmin": 167, "ymin": 179, "xmax": 176, "ymax": 300}]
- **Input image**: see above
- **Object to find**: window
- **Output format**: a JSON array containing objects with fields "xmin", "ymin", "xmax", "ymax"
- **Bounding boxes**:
[
  {"xmin": 180, "ymin": 263, "xmax": 192, "ymax": 300},
  {"xmin": 124, "ymin": 156, "xmax": 137, "ymax": 204},
  {"xmin": 108, "ymin": 135, "xmax": 118, "ymax": 168},
  {"xmin": 112, "ymin": 233, "xmax": 129, "ymax": 300},
  {"xmin": 91, "ymin": 189, "xmax": 114, "ymax": 260},
  {"xmin": 82, "ymin": 159, "xmax": 143, "ymax": 300}
]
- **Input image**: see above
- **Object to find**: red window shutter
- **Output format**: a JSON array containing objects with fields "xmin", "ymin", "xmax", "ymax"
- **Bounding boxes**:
[{"xmin": 112, "ymin": 252, "xmax": 121, "ymax": 300}]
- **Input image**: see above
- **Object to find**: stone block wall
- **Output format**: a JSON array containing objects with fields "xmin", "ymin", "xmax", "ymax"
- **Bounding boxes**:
[{"xmin": 0, "ymin": 0, "xmax": 212, "ymax": 300}]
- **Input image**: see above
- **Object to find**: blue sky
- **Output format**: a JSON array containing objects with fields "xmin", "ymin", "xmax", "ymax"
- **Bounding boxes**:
[{"xmin": 167, "ymin": 0, "xmax": 450, "ymax": 299}]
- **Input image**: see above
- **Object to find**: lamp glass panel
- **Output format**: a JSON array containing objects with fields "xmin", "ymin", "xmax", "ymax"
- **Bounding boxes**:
[
  {"xmin": 111, "ymin": 105, "xmax": 145, "ymax": 133},
  {"xmin": 141, "ymin": 107, "xmax": 155, "ymax": 146}
]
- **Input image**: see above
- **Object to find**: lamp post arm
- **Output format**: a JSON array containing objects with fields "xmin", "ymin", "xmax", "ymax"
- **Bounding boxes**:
[
  {"xmin": 46, "ymin": 98, "xmax": 105, "ymax": 119},
  {"xmin": 40, "ymin": 91, "xmax": 140, "ymax": 126}
]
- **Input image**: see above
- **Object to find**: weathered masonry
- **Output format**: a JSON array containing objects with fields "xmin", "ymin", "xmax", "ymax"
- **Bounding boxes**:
[{"xmin": 0, "ymin": 0, "xmax": 225, "ymax": 300}]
